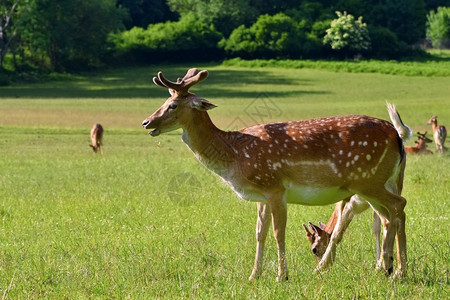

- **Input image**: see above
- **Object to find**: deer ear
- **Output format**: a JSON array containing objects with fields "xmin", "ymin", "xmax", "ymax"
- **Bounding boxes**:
[
  {"xmin": 191, "ymin": 98, "xmax": 217, "ymax": 111},
  {"xmin": 309, "ymin": 222, "xmax": 324, "ymax": 235},
  {"xmin": 318, "ymin": 222, "xmax": 326, "ymax": 229},
  {"xmin": 302, "ymin": 223, "xmax": 312, "ymax": 236}
]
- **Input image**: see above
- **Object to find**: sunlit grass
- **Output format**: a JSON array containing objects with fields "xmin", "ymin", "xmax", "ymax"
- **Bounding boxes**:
[{"xmin": 0, "ymin": 63, "xmax": 449, "ymax": 298}]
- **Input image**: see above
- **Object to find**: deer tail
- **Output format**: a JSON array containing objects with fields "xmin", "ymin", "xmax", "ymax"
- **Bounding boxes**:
[{"xmin": 386, "ymin": 102, "xmax": 412, "ymax": 142}]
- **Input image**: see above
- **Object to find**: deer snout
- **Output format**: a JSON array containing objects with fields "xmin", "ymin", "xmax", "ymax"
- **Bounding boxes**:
[
  {"xmin": 142, "ymin": 119, "xmax": 161, "ymax": 136},
  {"xmin": 142, "ymin": 119, "xmax": 150, "ymax": 128},
  {"xmin": 312, "ymin": 247, "xmax": 318, "ymax": 255}
]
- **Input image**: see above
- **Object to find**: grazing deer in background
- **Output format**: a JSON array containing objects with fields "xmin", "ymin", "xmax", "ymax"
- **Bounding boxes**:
[
  {"xmin": 142, "ymin": 68, "xmax": 410, "ymax": 281},
  {"xmin": 404, "ymin": 132, "xmax": 433, "ymax": 155},
  {"xmin": 90, "ymin": 123, "xmax": 103, "ymax": 154},
  {"xmin": 303, "ymin": 196, "xmax": 382, "ymax": 266},
  {"xmin": 427, "ymin": 116, "xmax": 447, "ymax": 153}
]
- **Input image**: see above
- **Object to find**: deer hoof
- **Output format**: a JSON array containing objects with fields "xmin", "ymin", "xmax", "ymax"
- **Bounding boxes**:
[
  {"xmin": 276, "ymin": 274, "xmax": 289, "ymax": 282},
  {"xmin": 393, "ymin": 269, "xmax": 406, "ymax": 280}
]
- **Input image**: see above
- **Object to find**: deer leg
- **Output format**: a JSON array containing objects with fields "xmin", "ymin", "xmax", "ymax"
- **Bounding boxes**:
[
  {"xmin": 267, "ymin": 192, "xmax": 288, "ymax": 281},
  {"xmin": 317, "ymin": 195, "xmax": 370, "ymax": 271},
  {"xmin": 373, "ymin": 211, "xmax": 381, "ymax": 262},
  {"xmin": 394, "ymin": 208, "xmax": 407, "ymax": 278},
  {"xmin": 316, "ymin": 201, "xmax": 344, "ymax": 271},
  {"xmin": 363, "ymin": 190, "xmax": 407, "ymax": 277},
  {"xmin": 249, "ymin": 202, "xmax": 271, "ymax": 281}
]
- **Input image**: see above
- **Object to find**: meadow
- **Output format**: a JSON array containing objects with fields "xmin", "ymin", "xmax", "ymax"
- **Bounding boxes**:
[{"xmin": 0, "ymin": 63, "xmax": 449, "ymax": 298}]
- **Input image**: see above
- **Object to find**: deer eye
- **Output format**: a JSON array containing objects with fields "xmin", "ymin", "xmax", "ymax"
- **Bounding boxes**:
[{"xmin": 168, "ymin": 103, "xmax": 178, "ymax": 110}]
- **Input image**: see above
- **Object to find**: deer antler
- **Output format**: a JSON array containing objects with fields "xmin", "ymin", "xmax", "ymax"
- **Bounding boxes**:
[
  {"xmin": 416, "ymin": 131, "xmax": 429, "ymax": 138},
  {"xmin": 153, "ymin": 68, "xmax": 209, "ymax": 95}
]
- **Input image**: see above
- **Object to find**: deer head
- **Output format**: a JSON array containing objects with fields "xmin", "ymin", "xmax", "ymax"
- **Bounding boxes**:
[
  {"xmin": 427, "ymin": 116, "xmax": 438, "ymax": 126},
  {"xmin": 142, "ymin": 68, "xmax": 217, "ymax": 136},
  {"xmin": 416, "ymin": 131, "xmax": 432, "ymax": 143},
  {"xmin": 303, "ymin": 222, "xmax": 331, "ymax": 262},
  {"xmin": 90, "ymin": 144, "xmax": 99, "ymax": 153}
]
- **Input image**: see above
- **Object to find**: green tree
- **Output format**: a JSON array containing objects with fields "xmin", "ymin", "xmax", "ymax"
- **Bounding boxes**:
[
  {"xmin": 0, "ymin": 0, "xmax": 19, "ymax": 69},
  {"xmin": 323, "ymin": 11, "xmax": 370, "ymax": 54},
  {"xmin": 426, "ymin": 6, "xmax": 450, "ymax": 48},
  {"xmin": 118, "ymin": 0, "xmax": 176, "ymax": 29},
  {"xmin": 17, "ymin": 0, "xmax": 126, "ymax": 71},
  {"xmin": 383, "ymin": 0, "xmax": 426, "ymax": 44},
  {"xmin": 167, "ymin": 0, "xmax": 256, "ymax": 35}
]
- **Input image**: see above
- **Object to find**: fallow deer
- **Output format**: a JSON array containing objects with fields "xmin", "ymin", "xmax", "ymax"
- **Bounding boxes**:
[
  {"xmin": 404, "ymin": 132, "xmax": 433, "ymax": 155},
  {"xmin": 142, "ymin": 68, "xmax": 410, "ymax": 281},
  {"xmin": 427, "ymin": 116, "xmax": 447, "ymax": 153},
  {"xmin": 305, "ymin": 131, "xmax": 431, "ymax": 265},
  {"xmin": 90, "ymin": 123, "xmax": 103, "ymax": 154},
  {"xmin": 303, "ymin": 196, "xmax": 382, "ymax": 266}
]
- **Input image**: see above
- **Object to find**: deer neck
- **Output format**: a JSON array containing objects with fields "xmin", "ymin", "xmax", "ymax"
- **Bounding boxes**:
[
  {"xmin": 432, "ymin": 121, "xmax": 438, "ymax": 132},
  {"xmin": 181, "ymin": 111, "xmax": 234, "ymax": 172},
  {"xmin": 418, "ymin": 140, "xmax": 426, "ymax": 149},
  {"xmin": 323, "ymin": 204, "xmax": 340, "ymax": 234}
]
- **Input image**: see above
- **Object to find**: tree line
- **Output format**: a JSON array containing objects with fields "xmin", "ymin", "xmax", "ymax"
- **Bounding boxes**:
[{"xmin": 1, "ymin": 0, "xmax": 450, "ymax": 74}]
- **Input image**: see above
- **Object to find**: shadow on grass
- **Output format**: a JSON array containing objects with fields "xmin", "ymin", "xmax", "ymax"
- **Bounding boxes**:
[{"xmin": 0, "ymin": 66, "xmax": 329, "ymax": 99}]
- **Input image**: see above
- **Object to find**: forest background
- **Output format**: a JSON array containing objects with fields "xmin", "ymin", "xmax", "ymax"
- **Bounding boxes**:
[{"xmin": 1, "ymin": 0, "xmax": 450, "ymax": 81}]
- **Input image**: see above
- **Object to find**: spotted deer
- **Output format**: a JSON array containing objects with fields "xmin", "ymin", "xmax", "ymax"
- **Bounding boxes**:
[
  {"xmin": 142, "ymin": 68, "xmax": 410, "ymax": 281},
  {"xmin": 90, "ymin": 123, "xmax": 103, "ymax": 154},
  {"xmin": 303, "ymin": 196, "xmax": 382, "ymax": 266},
  {"xmin": 427, "ymin": 116, "xmax": 447, "ymax": 153},
  {"xmin": 404, "ymin": 132, "xmax": 433, "ymax": 155}
]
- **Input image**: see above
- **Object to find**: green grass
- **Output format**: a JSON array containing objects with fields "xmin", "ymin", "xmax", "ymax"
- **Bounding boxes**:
[
  {"xmin": 223, "ymin": 57, "xmax": 450, "ymax": 77},
  {"xmin": 0, "ymin": 63, "xmax": 449, "ymax": 298}
]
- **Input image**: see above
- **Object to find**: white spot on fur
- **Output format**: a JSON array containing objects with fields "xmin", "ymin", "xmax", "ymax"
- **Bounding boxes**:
[
  {"xmin": 273, "ymin": 162, "xmax": 282, "ymax": 170},
  {"xmin": 366, "ymin": 154, "xmax": 371, "ymax": 161}
]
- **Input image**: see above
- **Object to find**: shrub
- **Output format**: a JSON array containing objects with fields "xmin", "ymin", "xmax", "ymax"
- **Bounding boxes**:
[
  {"xmin": 220, "ymin": 13, "xmax": 316, "ymax": 59},
  {"xmin": 366, "ymin": 26, "xmax": 410, "ymax": 59},
  {"xmin": 426, "ymin": 7, "xmax": 450, "ymax": 49},
  {"xmin": 323, "ymin": 11, "xmax": 370, "ymax": 55},
  {"xmin": 109, "ymin": 15, "xmax": 223, "ymax": 62}
]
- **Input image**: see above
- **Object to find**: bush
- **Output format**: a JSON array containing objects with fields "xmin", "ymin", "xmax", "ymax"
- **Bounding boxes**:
[
  {"xmin": 323, "ymin": 11, "xmax": 370, "ymax": 56},
  {"xmin": 426, "ymin": 7, "xmax": 450, "ymax": 49},
  {"xmin": 108, "ymin": 15, "xmax": 224, "ymax": 62},
  {"xmin": 0, "ymin": 72, "xmax": 10, "ymax": 86},
  {"xmin": 366, "ymin": 26, "xmax": 411, "ymax": 59},
  {"xmin": 219, "ymin": 13, "xmax": 317, "ymax": 59}
]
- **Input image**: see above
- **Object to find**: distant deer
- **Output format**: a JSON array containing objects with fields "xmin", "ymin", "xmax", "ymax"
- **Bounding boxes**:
[
  {"xmin": 90, "ymin": 123, "xmax": 103, "ymax": 154},
  {"xmin": 404, "ymin": 132, "xmax": 433, "ymax": 155},
  {"xmin": 427, "ymin": 116, "xmax": 447, "ymax": 153},
  {"xmin": 303, "ymin": 196, "xmax": 382, "ymax": 265},
  {"xmin": 142, "ymin": 68, "xmax": 410, "ymax": 280}
]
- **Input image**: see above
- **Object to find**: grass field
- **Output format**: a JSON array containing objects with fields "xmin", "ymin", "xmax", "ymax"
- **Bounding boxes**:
[{"xmin": 0, "ymin": 63, "xmax": 449, "ymax": 298}]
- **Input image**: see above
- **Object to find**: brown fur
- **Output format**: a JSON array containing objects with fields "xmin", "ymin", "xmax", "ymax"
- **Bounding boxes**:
[
  {"xmin": 142, "ymin": 68, "xmax": 409, "ymax": 280},
  {"xmin": 90, "ymin": 123, "xmax": 103, "ymax": 154},
  {"xmin": 427, "ymin": 116, "xmax": 447, "ymax": 153},
  {"xmin": 404, "ymin": 132, "xmax": 433, "ymax": 155}
]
